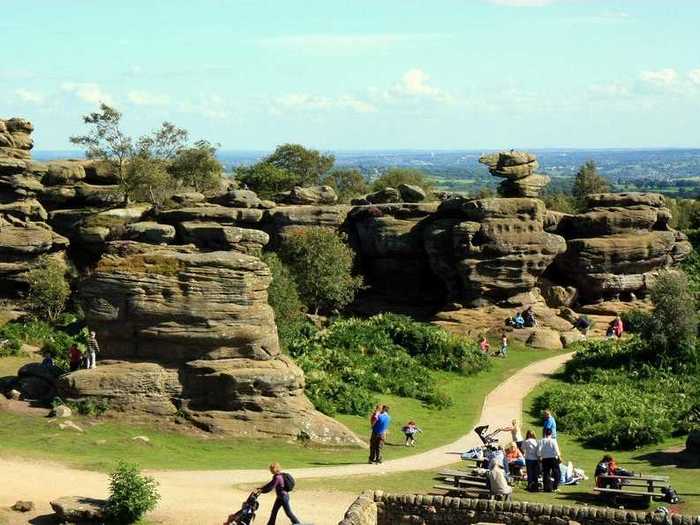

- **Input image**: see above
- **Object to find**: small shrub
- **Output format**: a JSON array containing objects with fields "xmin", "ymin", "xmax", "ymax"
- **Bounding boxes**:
[
  {"xmin": 371, "ymin": 167, "xmax": 433, "ymax": 193},
  {"xmin": 26, "ymin": 255, "xmax": 71, "ymax": 323},
  {"xmin": 105, "ymin": 462, "xmax": 160, "ymax": 524},
  {"xmin": 0, "ymin": 338, "xmax": 23, "ymax": 357},
  {"xmin": 69, "ymin": 398, "xmax": 110, "ymax": 416},
  {"xmin": 620, "ymin": 309, "xmax": 652, "ymax": 334}
]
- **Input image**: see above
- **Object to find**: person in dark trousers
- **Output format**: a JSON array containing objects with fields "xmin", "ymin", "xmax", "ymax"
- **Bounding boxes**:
[
  {"xmin": 369, "ymin": 405, "xmax": 391, "ymax": 464},
  {"xmin": 521, "ymin": 429, "xmax": 540, "ymax": 492},
  {"xmin": 539, "ymin": 428, "xmax": 562, "ymax": 492},
  {"xmin": 256, "ymin": 463, "xmax": 300, "ymax": 525}
]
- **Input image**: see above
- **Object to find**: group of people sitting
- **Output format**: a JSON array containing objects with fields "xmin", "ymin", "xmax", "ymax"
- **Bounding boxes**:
[{"xmin": 506, "ymin": 306, "xmax": 538, "ymax": 329}]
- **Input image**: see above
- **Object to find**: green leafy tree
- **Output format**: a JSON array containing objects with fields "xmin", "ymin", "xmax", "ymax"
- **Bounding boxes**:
[
  {"xmin": 169, "ymin": 140, "xmax": 223, "ymax": 193},
  {"xmin": 236, "ymin": 163, "xmax": 298, "ymax": 199},
  {"xmin": 543, "ymin": 192, "xmax": 577, "ymax": 214},
  {"xmin": 125, "ymin": 155, "xmax": 173, "ymax": 206},
  {"xmin": 262, "ymin": 253, "xmax": 306, "ymax": 345},
  {"xmin": 572, "ymin": 160, "xmax": 610, "ymax": 203},
  {"xmin": 279, "ymin": 227, "xmax": 362, "ymax": 314},
  {"xmin": 105, "ymin": 462, "xmax": 160, "ymax": 524},
  {"xmin": 371, "ymin": 167, "xmax": 433, "ymax": 193},
  {"xmin": 26, "ymin": 256, "xmax": 70, "ymax": 323},
  {"xmin": 265, "ymin": 143, "xmax": 335, "ymax": 187},
  {"xmin": 321, "ymin": 168, "xmax": 369, "ymax": 203}
]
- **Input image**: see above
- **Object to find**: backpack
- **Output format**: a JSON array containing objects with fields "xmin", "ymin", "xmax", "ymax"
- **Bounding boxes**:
[{"xmin": 282, "ymin": 472, "xmax": 295, "ymax": 492}]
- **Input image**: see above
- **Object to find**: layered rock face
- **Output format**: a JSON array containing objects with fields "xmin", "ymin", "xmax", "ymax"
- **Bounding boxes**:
[
  {"xmin": 552, "ymin": 192, "xmax": 691, "ymax": 300},
  {"xmin": 479, "ymin": 150, "xmax": 551, "ymax": 197},
  {"xmin": 61, "ymin": 241, "xmax": 361, "ymax": 444}
]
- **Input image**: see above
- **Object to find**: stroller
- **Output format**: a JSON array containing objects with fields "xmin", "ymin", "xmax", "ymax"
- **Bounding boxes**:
[
  {"xmin": 224, "ymin": 491, "xmax": 260, "ymax": 525},
  {"xmin": 461, "ymin": 425, "xmax": 501, "ymax": 465}
]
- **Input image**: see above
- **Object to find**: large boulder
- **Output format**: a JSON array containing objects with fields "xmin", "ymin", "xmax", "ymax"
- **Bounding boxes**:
[
  {"xmin": 276, "ymin": 185, "xmax": 338, "ymax": 205},
  {"xmin": 124, "ymin": 221, "xmax": 176, "ymax": 244},
  {"xmin": 366, "ymin": 187, "xmax": 401, "ymax": 204},
  {"xmin": 42, "ymin": 161, "xmax": 86, "ymax": 186},
  {"xmin": 70, "ymin": 242, "xmax": 362, "ymax": 445},
  {"xmin": 0, "ymin": 198, "xmax": 47, "ymax": 221},
  {"xmin": 177, "ymin": 221, "xmax": 269, "ymax": 253},
  {"xmin": 397, "ymin": 184, "xmax": 427, "ymax": 203},
  {"xmin": 480, "ymin": 150, "xmax": 539, "ymax": 179},
  {"xmin": 213, "ymin": 189, "xmax": 262, "ymax": 209},
  {"xmin": 50, "ymin": 496, "xmax": 106, "ymax": 523},
  {"xmin": 157, "ymin": 205, "xmax": 264, "ymax": 225}
]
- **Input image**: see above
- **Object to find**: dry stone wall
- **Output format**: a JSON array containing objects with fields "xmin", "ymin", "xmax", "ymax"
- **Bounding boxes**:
[{"xmin": 339, "ymin": 492, "xmax": 698, "ymax": 525}]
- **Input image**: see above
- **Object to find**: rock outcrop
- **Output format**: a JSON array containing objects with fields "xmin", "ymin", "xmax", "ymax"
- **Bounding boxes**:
[
  {"xmin": 63, "ymin": 241, "xmax": 362, "ymax": 445},
  {"xmin": 479, "ymin": 150, "xmax": 550, "ymax": 197}
]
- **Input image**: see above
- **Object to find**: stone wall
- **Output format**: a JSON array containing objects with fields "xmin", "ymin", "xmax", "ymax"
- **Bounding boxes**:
[{"xmin": 339, "ymin": 492, "xmax": 700, "ymax": 525}]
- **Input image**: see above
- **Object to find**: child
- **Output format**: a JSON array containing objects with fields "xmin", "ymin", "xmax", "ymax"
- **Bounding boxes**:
[
  {"xmin": 402, "ymin": 420, "xmax": 422, "ymax": 446},
  {"xmin": 479, "ymin": 336, "xmax": 490, "ymax": 354},
  {"xmin": 498, "ymin": 333, "xmax": 508, "ymax": 358}
]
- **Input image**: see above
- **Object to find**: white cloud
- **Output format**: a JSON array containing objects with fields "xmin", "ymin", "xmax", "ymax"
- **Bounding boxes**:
[
  {"xmin": 60, "ymin": 82, "xmax": 114, "ymax": 105},
  {"xmin": 14, "ymin": 88, "xmax": 45, "ymax": 104},
  {"xmin": 272, "ymin": 93, "xmax": 376, "ymax": 114},
  {"xmin": 689, "ymin": 69, "xmax": 700, "ymax": 86},
  {"xmin": 386, "ymin": 68, "xmax": 452, "ymax": 103},
  {"xmin": 127, "ymin": 90, "xmax": 170, "ymax": 106},
  {"xmin": 640, "ymin": 68, "xmax": 679, "ymax": 87}
]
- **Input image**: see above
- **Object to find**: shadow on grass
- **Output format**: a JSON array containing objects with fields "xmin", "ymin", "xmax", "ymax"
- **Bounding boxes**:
[
  {"xmin": 544, "ymin": 491, "xmax": 653, "ymax": 510},
  {"xmin": 28, "ymin": 514, "xmax": 60, "ymax": 524},
  {"xmin": 634, "ymin": 449, "xmax": 700, "ymax": 470},
  {"xmin": 308, "ymin": 461, "xmax": 360, "ymax": 466}
]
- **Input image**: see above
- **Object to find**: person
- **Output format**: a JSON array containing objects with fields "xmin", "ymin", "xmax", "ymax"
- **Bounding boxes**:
[
  {"xmin": 369, "ymin": 405, "xmax": 390, "ymax": 464},
  {"xmin": 498, "ymin": 333, "xmax": 508, "ymax": 358},
  {"xmin": 613, "ymin": 316, "xmax": 624, "ymax": 338},
  {"xmin": 523, "ymin": 306, "xmax": 537, "ymax": 328},
  {"xmin": 594, "ymin": 454, "xmax": 632, "ymax": 489},
  {"xmin": 402, "ymin": 420, "xmax": 422, "ymax": 447},
  {"xmin": 505, "ymin": 442, "xmax": 526, "ymax": 476},
  {"xmin": 522, "ymin": 429, "xmax": 540, "ymax": 492},
  {"xmin": 479, "ymin": 335, "xmax": 490, "ymax": 354},
  {"xmin": 499, "ymin": 418, "xmax": 524, "ymax": 450},
  {"xmin": 369, "ymin": 404, "xmax": 382, "ymax": 427},
  {"xmin": 513, "ymin": 313, "xmax": 525, "ymax": 329},
  {"xmin": 41, "ymin": 355, "xmax": 54, "ymax": 368},
  {"xmin": 68, "ymin": 344, "xmax": 82, "ymax": 372},
  {"xmin": 87, "ymin": 330, "xmax": 100, "ymax": 369},
  {"xmin": 542, "ymin": 409, "xmax": 557, "ymax": 439},
  {"xmin": 575, "ymin": 315, "xmax": 591, "ymax": 338},
  {"xmin": 256, "ymin": 463, "xmax": 300, "ymax": 525},
  {"xmin": 487, "ymin": 458, "xmax": 513, "ymax": 501},
  {"xmin": 539, "ymin": 428, "xmax": 562, "ymax": 492}
]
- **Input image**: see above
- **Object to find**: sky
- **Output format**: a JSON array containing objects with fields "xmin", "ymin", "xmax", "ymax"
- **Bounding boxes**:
[{"xmin": 2, "ymin": 0, "xmax": 700, "ymax": 150}]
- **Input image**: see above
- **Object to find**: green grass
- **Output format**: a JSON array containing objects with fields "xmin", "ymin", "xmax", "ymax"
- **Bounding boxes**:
[{"xmin": 0, "ymin": 344, "xmax": 562, "ymax": 473}]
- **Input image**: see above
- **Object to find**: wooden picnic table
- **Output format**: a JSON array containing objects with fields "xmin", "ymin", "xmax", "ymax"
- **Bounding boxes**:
[
  {"xmin": 433, "ymin": 468, "xmax": 491, "ymax": 496},
  {"xmin": 594, "ymin": 473, "xmax": 670, "ymax": 507}
]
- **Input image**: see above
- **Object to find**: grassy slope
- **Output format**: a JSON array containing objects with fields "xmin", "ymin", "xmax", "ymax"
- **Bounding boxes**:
[
  {"xmin": 0, "ymin": 344, "xmax": 562, "ymax": 473},
  {"xmin": 298, "ymin": 376, "xmax": 700, "ymax": 517}
]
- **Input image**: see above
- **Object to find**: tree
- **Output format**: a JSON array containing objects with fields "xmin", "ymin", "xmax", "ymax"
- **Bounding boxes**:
[
  {"xmin": 26, "ymin": 256, "xmax": 70, "ymax": 323},
  {"xmin": 236, "ymin": 163, "xmax": 298, "ymax": 199},
  {"xmin": 572, "ymin": 161, "xmax": 609, "ymax": 203},
  {"xmin": 169, "ymin": 140, "xmax": 223, "ymax": 193},
  {"xmin": 645, "ymin": 271, "xmax": 698, "ymax": 368},
  {"xmin": 264, "ymin": 143, "xmax": 335, "ymax": 187},
  {"xmin": 321, "ymin": 168, "xmax": 369, "ymax": 203},
  {"xmin": 70, "ymin": 104, "xmax": 204, "ymax": 205},
  {"xmin": 263, "ymin": 253, "xmax": 307, "ymax": 346},
  {"xmin": 279, "ymin": 227, "xmax": 363, "ymax": 314},
  {"xmin": 105, "ymin": 462, "xmax": 160, "ymax": 524},
  {"xmin": 371, "ymin": 167, "xmax": 433, "ymax": 193},
  {"xmin": 542, "ymin": 192, "xmax": 577, "ymax": 214}
]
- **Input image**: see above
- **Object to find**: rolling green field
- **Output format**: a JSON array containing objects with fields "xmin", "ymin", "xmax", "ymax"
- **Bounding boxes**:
[{"xmin": 0, "ymin": 345, "xmax": 562, "ymax": 473}]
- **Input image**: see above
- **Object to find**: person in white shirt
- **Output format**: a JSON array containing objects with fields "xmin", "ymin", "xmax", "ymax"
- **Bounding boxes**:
[
  {"xmin": 539, "ymin": 428, "xmax": 562, "ymax": 492},
  {"xmin": 487, "ymin": 458, "xmax": 513, "ymax": 500},
  {"xmin": 521, "ymin": 429, "xmax": 540, "ymax": 492}
]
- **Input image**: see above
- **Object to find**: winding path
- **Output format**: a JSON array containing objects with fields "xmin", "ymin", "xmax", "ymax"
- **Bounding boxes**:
[{"xmin": 0, "ymin": 352, "xmax": 572, "ymax": 525}]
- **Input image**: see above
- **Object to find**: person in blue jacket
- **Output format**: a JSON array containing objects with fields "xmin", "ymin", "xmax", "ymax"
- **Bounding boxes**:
[
  {"xmin": 368, "ymin": 405, "xmax": 391, "ymax": 464},
  {"xmin": 543, "ymin": 409, "xmax": 557, "ymax": 439}
]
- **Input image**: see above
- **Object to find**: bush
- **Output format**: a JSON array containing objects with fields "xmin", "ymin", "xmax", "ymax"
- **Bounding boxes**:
[
  {"xmin": 26, "ymin": 256, "xmax": 71, "ymax": 323},
  {"xmin": 0, "ymin": 338, "xmax": 23, "ymax": 357},
  {"xmin": 371, "ymin": 167, "xmax": 433, "ymax": 193},
  {"xmin": 287, "ymin": 314, "xmax": 488, "ymax": 416},
  {"xmin": 105, "ymin": 462, "xmax": 160, "ymax": 524},
  {"xmin": 262, "ymin": 253, "xmax": 307, "ymax": 348},
  {"xmin": 279, "ymin": 227, "xmax": 362, "ymax": 314},
  {"xmin": 620, "ymin": 309, "xmax": 653, "ymax": 335},
  {"xmin": 70, "ymin": 398, "xmax": 110, "ymax": 416},
  {"xmin": 321, "ymin": 168, "xmax": 369, "ymax": 203}
]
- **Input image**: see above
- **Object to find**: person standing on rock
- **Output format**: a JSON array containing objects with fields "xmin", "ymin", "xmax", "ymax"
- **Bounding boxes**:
[
  {"xmin": 369, "ymin": 405, "xmax": 391, "ymax": 464},
  {"xmin": 256, "ymin": 463, "xmax": 301, "ymax": 525},
  {"xmin": 87, "ymin": 330, "xmax": 100, "ymax": 369}
]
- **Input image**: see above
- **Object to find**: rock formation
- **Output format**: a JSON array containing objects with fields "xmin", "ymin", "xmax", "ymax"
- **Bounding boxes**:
[{"xmin": 479, "ymin": 150, "xmax": 551, "ymax": 197}]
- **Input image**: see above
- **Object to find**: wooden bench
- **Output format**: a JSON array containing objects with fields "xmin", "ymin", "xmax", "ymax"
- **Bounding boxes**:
[
  {"xmin": 593, "ymin": 474, "xmax": 670, "ymax": 507},
  {"xmin": 434, "ymin": 468, "xmax": 491, "ymax": 497}
]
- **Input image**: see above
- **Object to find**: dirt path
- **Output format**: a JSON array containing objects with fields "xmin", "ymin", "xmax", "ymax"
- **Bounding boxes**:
[{"xmin": 0, "ymin": 352, "xmax": 572, "ymax": 525}]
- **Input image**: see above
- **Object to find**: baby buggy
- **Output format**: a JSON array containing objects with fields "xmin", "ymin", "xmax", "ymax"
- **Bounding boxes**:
[
  {"xmin": 224, "ymin": 491, "xmax": 260, "ymax": 525},
  {"xmin": 461, "ymin": 425, "xmax": 501, "ymax": 466}
]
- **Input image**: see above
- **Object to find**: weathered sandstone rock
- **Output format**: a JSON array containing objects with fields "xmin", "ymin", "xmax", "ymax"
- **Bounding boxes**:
[
  {"xmin": 276, "ymin": 185, "xmax": 338, "ymax": 205},
  {"xmin": 178, "ymin": 221, "xmax": 269, "ymax": 253},
  {"xmin": 50, "ymin": 496, "xmax": 106, "ymax": 523}
]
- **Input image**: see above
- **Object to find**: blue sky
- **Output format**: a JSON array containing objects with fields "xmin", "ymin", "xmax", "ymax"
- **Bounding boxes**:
[{"xmin": 2, "ymin": 0, "xmax": 700, "ymax": 150}]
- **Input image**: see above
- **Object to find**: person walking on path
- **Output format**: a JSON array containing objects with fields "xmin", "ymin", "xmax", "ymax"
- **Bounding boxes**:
[
  {"xmin": 498, "ymin": 333, "xmax": 508, "ymax": 358},
  {"xmin": 542, "ymin": 409, "xmax": 557, "ymax": 439},
  {"xmin": 256, "ymin": 463, "xmax": 301, "ymax": 525},
  {"xmin": 369, "ymin": 405, "xmax": 391, "ymax": 464},
  {"xmin": 539, "ymin": 428, "xmax": 562, "ymax": 492},
  {"xmin": 87, "ymin": 330, "xmax": 100, "ymax": 369},
  {"xmin": 522, "ymin": 429, "xmax": 540, "ymax": 492}
]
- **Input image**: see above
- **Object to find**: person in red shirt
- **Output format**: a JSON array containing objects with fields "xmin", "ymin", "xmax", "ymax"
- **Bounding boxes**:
[
  {"xmin": 479, "ymin": 336, "xmax": 490, "ymax": 354},
  {"xmin": 68, "ymin": 344, "xmax": 82, "ymax": 372}
]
